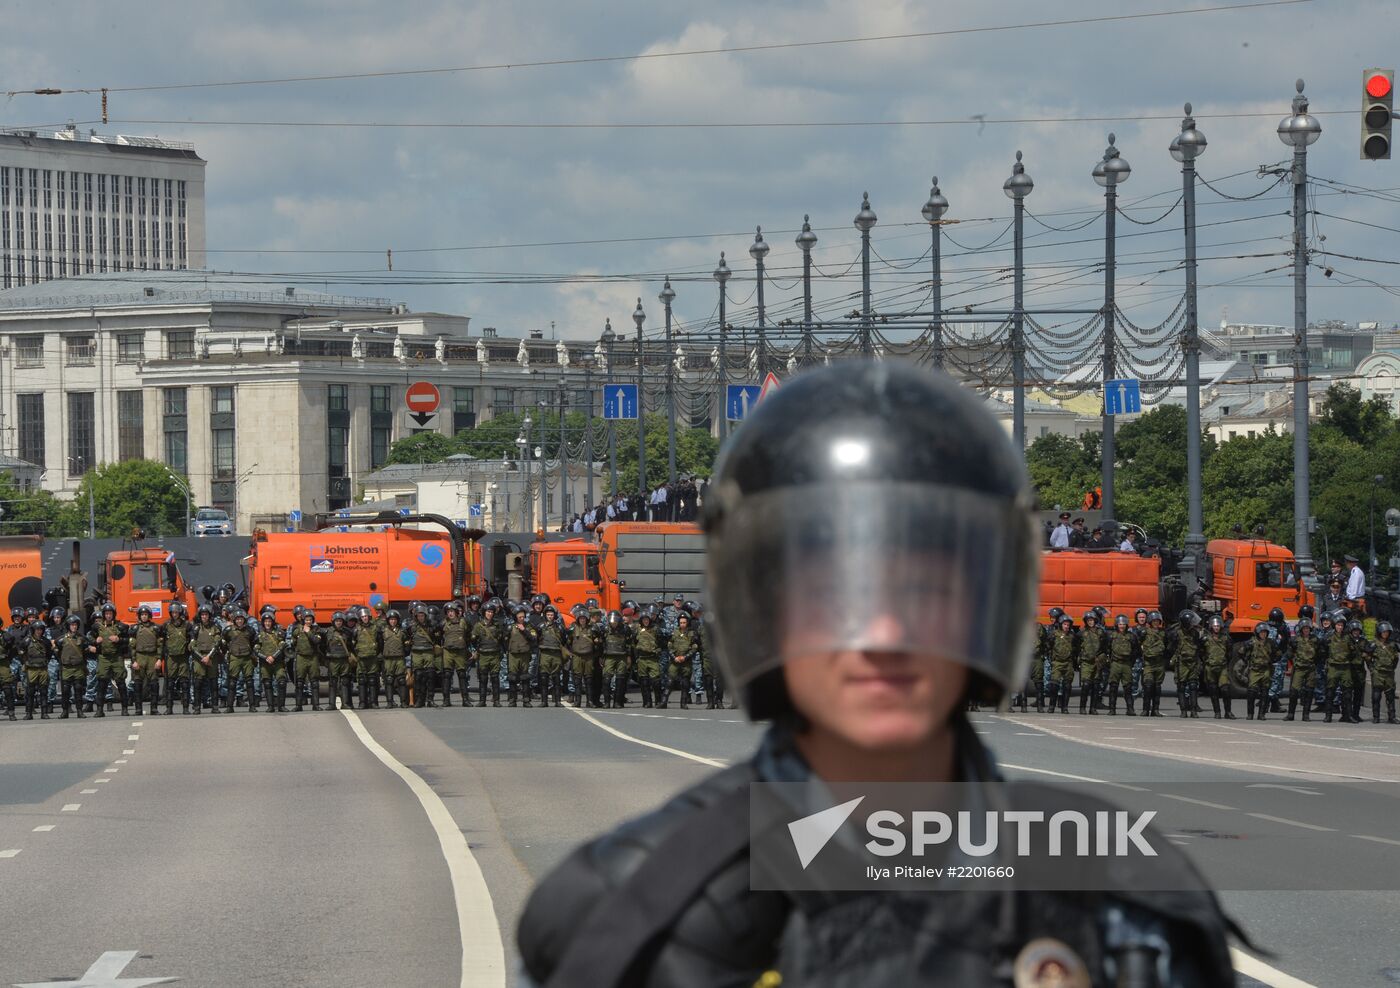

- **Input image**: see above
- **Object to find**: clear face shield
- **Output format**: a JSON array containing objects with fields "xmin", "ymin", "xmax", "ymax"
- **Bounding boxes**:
[{"xmin": 705, "ymin": 481, "xmax": 1040, "ymax": 701}]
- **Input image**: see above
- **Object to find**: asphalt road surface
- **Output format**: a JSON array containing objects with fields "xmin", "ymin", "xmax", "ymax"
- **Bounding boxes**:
[{"xmin": 4, "ymin": 699, "xmax": 1399, "ymax": 987}]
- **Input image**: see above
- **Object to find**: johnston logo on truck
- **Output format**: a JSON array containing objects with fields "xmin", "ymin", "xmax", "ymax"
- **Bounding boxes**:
[
  {"xmin": 310, "ymin": 543, "xmax": 381, "ymax": 573},
  {"xmin": 309, "ymin": 545, "xmax": 334, "ymax": 573}
]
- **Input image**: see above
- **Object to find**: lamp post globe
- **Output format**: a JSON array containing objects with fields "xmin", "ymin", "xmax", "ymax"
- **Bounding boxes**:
[
  {"xmin": 713, "ymin": 252, "xmax": 731, "ymax": 285},
  {"xmin": 632, "ymin": 299, "xmax": 645, "ymax": 332},
  {"xmin": 922, "ymin": 177, "xmax": 948, "ymax": 224},
  {"xmin": 1094, "ymin": 134, "xmax": 1131, "ymax": 188},
  {"xmin": 1278, "ymin": 79, "xmax": 1322, "ymax": 147},
  {"xmin": 1003, "ymin": 151, "xmax": 1033, "ymax": 200},
  {"xmin": 795, "ymin": 215, "xmax": 818, "ymax": 253},
  {"xmin": 601, "ymin": 318, "xmax": 614, "ymax": 346},
  {"xmin": 853, "ymin": 192, "xmax": 877, "ymax": 232},
  {"xmin": 748, "ymin": 227, "xmax": 769, "ymax": 262},
  {"xmin": 659, "ymin": 277, "xmax": 676, "ymax": 307},
  {"xmin": 1171, "ymin": 103, "xmax": 1208, "ymax": 162}
]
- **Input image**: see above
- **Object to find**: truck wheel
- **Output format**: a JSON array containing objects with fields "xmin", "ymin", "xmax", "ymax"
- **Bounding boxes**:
[{"xmin": 1226, "ymin": 643, "xmax": 1250, "ymax": 696}]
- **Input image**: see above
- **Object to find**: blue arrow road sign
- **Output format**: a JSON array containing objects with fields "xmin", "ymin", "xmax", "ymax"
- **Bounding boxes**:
[
  {"xmin": 1104, "ymin": 378, "xmax": 1142, "ymax": 416},
  {"xmin": 289, "ymin": 509, "xmax": 302, "ymax": 523},
  {"xmin": 602, "ymin": 383, "xmax": 639, "ymax": 420},
  {"xmin": 726, "ymin": 384, "xmax": 763, "ymax": 422},
  {"xmin": 468, "ymin": 504, "xmax": 484, "ymax": 517}
]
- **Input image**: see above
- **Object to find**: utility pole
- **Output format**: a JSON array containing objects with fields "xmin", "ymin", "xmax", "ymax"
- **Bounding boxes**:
[
  {"xmin": 557, "ymin": 377, "xmax": 568, "ymax": 530},
  {"xmin": 1279, "ymin": 79, "xmax": 1321, "ymax": 588},
  {"xmin": 922, "ymin": 179, "xmax": 948, "ymax": 371},
  {"xmin": 660, "ymin": 277, "xmax": 678, "ymax": 487},
  {"xmin": 583, "ymin": 362, "xmax": 594, "ymax": 511},
  {"xmin": 1173, "ymin": 104, "xmax": 1208, "ymax": 575},
  {"xmin": 714, "ymin": 253, "xmax": 731, "ymax": 440},
  {"xmin": 602, "ymin": 319, "xmax": 617, "ymax": 495},
  {"xmin": 633, "ymin": 299, "xmax": 646, "ymax": 495},
  {"xmin": 855, "ymin": 193, "xmax": 877, "ymax": 356},
  {"xmin": 1094, "ymin": 134, "xmax": 1132, "ymax": 518},
  {"xmin": 1004, "ymin": 153, "xmax": 1033, "ymax": 451},
  {"xmin": 749, "ymin": 229, "xmax": 769, "ymax": 376}
]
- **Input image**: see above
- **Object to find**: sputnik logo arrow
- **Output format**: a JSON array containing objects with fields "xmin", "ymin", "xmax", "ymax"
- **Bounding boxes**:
[
  {"xmin": 14, "ymin": 949, "xmax": 177, "ymax": 987},
  {"xmin": 409, "ymin": 412, "xmax": 435, "ymax": 426},
  {"xmin": 787, "ymin": 796, "xmax": 864, "ymax": 869}
]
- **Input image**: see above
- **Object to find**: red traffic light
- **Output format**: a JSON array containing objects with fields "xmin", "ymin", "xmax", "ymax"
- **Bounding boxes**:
[{"xmin": 1367, "ymin": 73, "xmax": 1392, "ymax": 99}]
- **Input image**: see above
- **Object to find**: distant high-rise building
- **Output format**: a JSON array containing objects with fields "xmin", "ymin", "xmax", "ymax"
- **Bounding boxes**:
[{"xmin": 0, "ymin": 124, "xmax": 205, "ymax": 290}]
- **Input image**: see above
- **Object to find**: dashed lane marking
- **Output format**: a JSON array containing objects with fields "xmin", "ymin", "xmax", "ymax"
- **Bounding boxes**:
[
  {"xmin": 114, "ymin": 759, "xmax": 127, "ymax": 764},
  {"xmin": 93, "ymin": 778, "xmax": 109, "ymax": 783},
  {"xmin": 999, "ymin": 763, "xmax": 1149, "ymax": 793},
  {"xmin": 340, "ymin": 706, "xmax": 505, "ymax": 988},
  {"xmin": 80, "ymin": 789, "xmax": 97, "ymax": 794},
  {"xmin": 123, "ymin": 749, "xmax": 135, "ymax": 755},
  {"xmin": 1352, "ymin": 833, "xmax": 1400, "ymax": 847},
  {"xmin": 61, "ymin": 804, "xmax": 80, "ymax": 812},
  {"xmin": 128, "ymin": 735, "xmax": 139, "ymax": 740},
  {"xmin": 0, "ymin": 849, "xmax": 19, "ymax": 858},
  {"xmin": 32, "ymin": 826, "xmax": 54, "ymax": 832},
  {"xmin": 131, "ymin": 722, "xmax": 142, "ymax": 727},
  {"xmin": 1159, "ymin": 793, "xmax": 1238, "ymax": 811},
  {"xmin": 1246, "ymin": 813, "xmax": 1335, "ymax": 832},
  {"xmin": 567, "ymin": 706, "xmax": 729, "ymax": 768},
  {"xmin": 103, "ymin": 768, "xmax": 118, "ymax": 773}
]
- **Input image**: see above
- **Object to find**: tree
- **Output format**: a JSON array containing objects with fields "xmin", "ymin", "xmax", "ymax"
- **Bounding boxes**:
[
  {"xmin": 1025, "ymin": 432, "xmax": 1098, "ymax": 512},
  {"xmin": 613, "ymin": 414, "xmax": 718, "ymax": 495},
  {"xmin": 1318, "ymin": 382, "xmax": 1394, "ymax": 447},
  {"xmin": 1114, "ymin": 405, "xmax": 1215, "ymax": 543},
  {"xmin": 0, "ymin": 472, "xmax": 68, "ymax": 536},
  {"xmin": 68, "ymin": 460, "xmax": 190, "ymax": 538},
  {"xmin": 385, "ymin": 431, "xmax": 458, "ymax": 466}
]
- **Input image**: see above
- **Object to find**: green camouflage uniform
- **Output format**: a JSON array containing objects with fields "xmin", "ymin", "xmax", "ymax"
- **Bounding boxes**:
[
  {"xmin": 408, "ymin": 620, "xmax": 439, "ymax": 708},
  {"xmin": 290, "ymin": 625, "xmax": 323, "ymax": 710},
  {"xmin": 222, "ymin": 623, "xmax": 257, "ymax": 712},
  {"xmin": 666, "ymin": 626, "xmax": 699, "ymax": 709},
  {"xmin": 55, "ymin": 630, "xmax": 90, "ymax": 718},
  {"xmin": 440, "ymin": 615, "xmax": 471, "ymax": 706},
  {"xmin": 602, "ymin": 624, "xmax": 633, "ymax": 708},
  {"xmin": 507, "ymin": 623, "xmax": 537, "ymax": 706},
  {"xmin": 322, "ymin": 623, "xmax": 355, "ymax": 709},
  {"xmin": 129, "ymin": 620, "xmax": 165, "ymax": 715},
  {"xmin": 21, "ymin": 632, "xmax": 51, "ymax": 719},
  {"xmin": 191, "ymin": 620, "xmax": 223, "ymax": 714},
  {"xmin": 472, "ymin": 618, "xmax": 504, "ymax": 706},
  {"xmin": 164, "ymin": 617, "xmax": 193, "ymax": 714},
  {"xmin": 354, "ymin": 622, "xmax": 383, "ymax": 709},
  {"xmin": 1369, "ymin": 636, "xmax": 1397, "ymax": 723},
  {"xmin": 1139, "ymin": 627, "xmax": 1167, "ymax": 687},
  {"xmin": 1048, "ymin": 628, "xmax": 1076, "ymax": 712},
  {"xmin": 379, "ymin": 622, "xmax": 408, "ymax": 708},
  {"xmin": 256, "ymin": 626, "xmax": 287, "ymax": 712},
  {"xmin": 536, "ymin": 619, "xmax": 567, "ymax": 706},
  {"xmin": 1289, "ymin": 635, "xmax": 1319, "ymax": 693}
]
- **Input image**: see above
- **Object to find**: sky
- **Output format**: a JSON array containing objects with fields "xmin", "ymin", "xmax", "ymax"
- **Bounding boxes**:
[{"xmin": 2, "ymin": 0, "xmax": 1398, "ymax": 351}]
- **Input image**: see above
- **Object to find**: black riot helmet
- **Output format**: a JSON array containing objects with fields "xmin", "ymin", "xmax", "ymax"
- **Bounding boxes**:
[
  {"xmin": 1378, "ymin": 622, "xmax": 1393, "ymax": 639},
  {"xmin": 1297, "ymin": 604, "xmax": 1315, "ymax": 622},
  {"xmin": 701, "ymin": 361, "xmax": 1038, "ymax": 719},
  {"xmin": 1268, "ymin": 607, "xmax": 1285, "ymax": 626}
]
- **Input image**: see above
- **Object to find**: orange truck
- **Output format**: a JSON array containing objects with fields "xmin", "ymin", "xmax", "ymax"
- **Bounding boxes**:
[
  {"xmin": 245, "ymin": 512, "xmax": 486, "ymax": 623},
  {"xmin": 510, "ymin": 521, "xmax": 705, "ymax": 616},
  {"xmin": 98, "ymin": 546, "xmax": 202, "ymax": 623},
  {"xmin": 0, "ymin": 535, "xmax": 46, "ymax": 613}
]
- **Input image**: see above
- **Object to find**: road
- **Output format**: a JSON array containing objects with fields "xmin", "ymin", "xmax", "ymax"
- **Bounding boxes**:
[{"xmin": 3, "ymin": 701, "xmax": 1399, "ymax": 987}]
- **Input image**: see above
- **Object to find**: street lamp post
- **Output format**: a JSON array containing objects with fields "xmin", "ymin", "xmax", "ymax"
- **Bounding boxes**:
[
  {"xmin": 557, "ymin": 377, "xmax": 569, "ymax": 530},
  {"xmin": 517, "ymin": 424, "xmax": 531, "ymax": 532},
  {"xmin": 602, "ymin": 319, "xmax": 617, "ymax": 496},
  {"xmin": 164, "ymin": 467, "xmax": 193, "ymax": 537},
  {"xmin": 922, "ymin": 178, "xmax": 949, "ymax": 371},
  {"xmin": 796, "ymin": 216, "xmax": 818, "ymax": 360},
  {"xmin": 749, "ymin": 228, "xmax": 769, "ymax": 376},
  {"xmin": 583, "ymin": 361, "xmax": 594, "ymax": 512},
  {"xmin": 660, "ymin": 277, "xmax": 678, "ymax": 487},
  {"xmin": 1279, "ymin": 78, "xmax": 1322, "ymax": 588},
  {"xmin": 1371, "ymin": 474, "xmax": 1386, "ymax": 583},
  {"xmin": 1172, "ymin": 104, "xmax": 1209, "ymax": 575},
  {"xmin": 633, "ymin": 298, "xmax": 647, "ymax": 495},
  {"xmin": 714, "ymin": 253, "xmax": 731, "ymax": 440},
  {"xmin": 534, "ymin": 403, "xmax": 546, "ymax": 531},
  {"xmin": 1003, "ymin": 152, "xmax": 1034, "ymax": 451},
  {"xmin": 854, "ymin": 193, "xmax": 877, "ymax": 356},
  {"xmin": 1093, "ymin": 134, "xmax": 1132, "ymax": 518}
]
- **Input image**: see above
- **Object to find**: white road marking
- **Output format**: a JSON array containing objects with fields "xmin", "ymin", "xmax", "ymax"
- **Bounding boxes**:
[
  {"xmin": 1211, "ymin": 721, "xmax": 1400, "ymax": 760},
  {"xmin": 1230, "ymin": 947, "xmax": 1318, "ymax": 988},
  {"xmin": 104, "ymin": 768, "xmax": 118, "ymax": 773},
  {"xmin": 13, "ymin": 948, "xmax": 177, "ymax": 987},
  {"xmin": 114, "ymin": 759, "xmax": 128, "ymax": 764},
  {"xmin": 568, "ymin": 706, "xmax": 728, "ymax": 768},
  {"xmin": 340, "ymin": 706, "xmax": 505, "ymax": 988},
  {"xmin": 128, "ymin": 734, "xmax": 139, "ymax": 740},
  {"xmin": 1013, "ymin": 732, "xmax": 1046, "ymax": 737},
  {"xmin": 61, "ymin": 803, "xmax": 80, "ymax": 812},
  {"xmin": 1246, "ymin": 784, "xmax": 1321, "ymax": 796},
  {"xmin": 1247, "ymin": 813, "xmax": 1335, "ymax": 832},
  {"xmin": 1103, "ymin": 736, "xmax": 1135, "ymax": 741},
  {"xmin": 1000, "ymin": 763, "xmax": 1148, "ymax": 792},
  {"xmin": 1158, "ymin": 793, "xmax": 1238, "ymax": 811},
  {"xmin": 123, "ymin": 749, "xmax": 135, "ymax": 755},
  {"xmin": 80, "ymin": 789, "xmax": 97, "ymax": 794},
  {"xmin": 94, "ymin": 778, "xmax": 109, "ymax": 784},
  {"xmin": 131, "ymin": 722, "xmax": 142, "ymax": 727},
  {"xmin": 1223, "ymin": 741, "xmax": 1261, "ymax": 744},
  {"xmin": 32, "ymin": 825, "xmax": 54, "ymax": 832},
  {"xmin": 1352, "ymin": 833, "xmax": 1400, "ymax": 847},
  {"xmin": 0, "ymin": 849, "xmax": 19, "ymax": 858}
]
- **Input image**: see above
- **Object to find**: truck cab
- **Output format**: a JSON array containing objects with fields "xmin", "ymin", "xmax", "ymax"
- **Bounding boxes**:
[
  {"xmin": 528, "ymin": 540, "xmax": 607, "ymax": 617},
  {"xmin": 102, "ymin": 548, "xmax": 199, "ymax": 623},
  {"xmin": 1205, "ymin": 538, "xmax": 1305, "ymax": 628},
  {"xmin": 522, "ymin": 522, "xmax": 705, "ymax": 617}
]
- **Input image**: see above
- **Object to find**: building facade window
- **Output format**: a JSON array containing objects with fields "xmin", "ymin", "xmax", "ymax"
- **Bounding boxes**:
[
  {"xmin": 370, "ymin": 384, "xmax": 392, "ymax": 470},
  {"xmin": 370, "ymin": 384, "xmax": 391, "ymax": 413},
  {"xmin": 163, "ymin": 387, "xmax": 188, "ymax": 474},
  {"xmin": 116, "ymin": 332, "xmax": 144, "ymax": 363},
  {"xmin": 67, "ymin": 391, "xmax": 95, "ymax": 477},
  {"xmin": 64, "ymin": 334, "xmax": 96, "ymax": 366},
  {"xmin": 211, "ymin": 385, "xmax": 234, "ymax": 415},
  {"xmin": 453, "ymin": 387, "xmax": 476, "ymax": 432},
  {"xmin": 16, "ymin": 393, "xmax": 44, "ymax": 467},
  {"xmin": 166, "ymin": 329, "xmax": 194, "ymax": 359},
  {"xmin": 327, "ymin": 384, "xmax": 348, "ymax": 412},
  {"xmin": 212, "ymin": 429, "xmax": 235, "ymax": 481},
  {"xmin": 117, "ymin": 390, "xmax": 144, "ymax": 461},
  {"xmin": 328, "ymin": 426, "xmax": 349, "ymax": 479},
  {"xmin": 14, "ymin": 335, "xmax": 43, "ymax": 367},
  {"xmin": 492, "ymin": 387, "xmax": 515, "ymax": 415}
]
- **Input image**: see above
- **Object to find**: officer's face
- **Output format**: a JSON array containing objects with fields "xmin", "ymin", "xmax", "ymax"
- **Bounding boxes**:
[{"xmin": 781, "ymin": 613, "xmax": 968, "ymax": 756}]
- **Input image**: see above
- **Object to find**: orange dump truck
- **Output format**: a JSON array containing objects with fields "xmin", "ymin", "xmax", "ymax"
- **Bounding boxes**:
[
  {"xmin": 512, "ymin": 521, "xmax": 705, "ymax": 617},
  {"xmin": 100, "ymin": 546, "xmax": 201, "ymax": 623},
  {"xmin": 245, "ymin": 513, "xmax": 485, "ymax": 623}
]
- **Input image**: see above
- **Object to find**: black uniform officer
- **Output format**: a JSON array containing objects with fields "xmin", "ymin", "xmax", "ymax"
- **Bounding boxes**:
[{"xmin": 517, "ymin": 361, "xmax": 1238, "ymax": 988}]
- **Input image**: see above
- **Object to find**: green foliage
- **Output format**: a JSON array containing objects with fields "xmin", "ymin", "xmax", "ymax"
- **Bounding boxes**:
[
  {"xmin": 0, "ymin": 472, "xmax": 69, "ymax": 536},
  {"xmin": 66, "ymin": 460, "xmax": 191, "ymax": 538},
  {"xmin": 1318, "ymin": 382, "xmax": 1393, "ymax": 446},
  {"xmin": 382, "ymin": 410, "xmax": 719, "ymax": 502},
  {"xmin": 1025, "ymin": 433, "xmax": 1098, "ymax": 512}
]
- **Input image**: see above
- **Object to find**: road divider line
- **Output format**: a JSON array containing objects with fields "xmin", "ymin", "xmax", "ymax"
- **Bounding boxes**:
[
  {"xmin": 1352, "ymin": 833, "xmax": 1400, "ymax": 846},
  {"xmin": 123, "ymin": 749, "xmax": 135, "ymax": 755},
  {"xmin": 114, "ymin": 759, "xmax": 127, "ymax": 764},
  {"xmin": 80, "ymin": 789, "xmax": 97, "ymax": 794},
  {"xmin": 1230, "ymin": 947, "xmax": 1317, "ymax": 988},
  {"xmin": 0, "ymin": 849, "xmax": 19, "ymax": 858},
  {"xmin": 1246, "ymin": 812, "xmax": 1335, "ymax": 832},
  {"xmin": 61, "ymin": 804, "xmax": 80, "ymax": 812},
  {"xmin": 93, "ymin": 778, "xmax": 109, "ymax": 784},
  {"xmin": 128, "ymin": 734, "xmax": 139, "ymax": 740},
  {"xmin": 339, "ymin": 706, "xmax": 505, "ymax": 988},
  {"xmin": 1159, "ymin": 793, "xmax": 1237, "ymax": 811},
  {"xmin": 567, "ymin": 707, "xmax": 728, "ymax": 767},
  {"xmin": 1000, "ymin": 763, "xmax": 1149, "ymax": 792},
  {"xmin": 32, "ymin": 825, "xmax": 54, "ymax": 832}
]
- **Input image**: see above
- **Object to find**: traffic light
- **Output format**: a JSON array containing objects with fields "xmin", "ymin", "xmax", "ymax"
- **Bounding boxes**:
[{"xmin": 1362, "ymin": 68, "xmax": 1393, "ymax": 160}]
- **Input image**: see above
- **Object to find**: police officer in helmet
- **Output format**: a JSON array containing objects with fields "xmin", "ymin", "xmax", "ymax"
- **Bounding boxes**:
[{"xmin": 517, "ymin": 361, "xmax": 1236, "ymax": 987}]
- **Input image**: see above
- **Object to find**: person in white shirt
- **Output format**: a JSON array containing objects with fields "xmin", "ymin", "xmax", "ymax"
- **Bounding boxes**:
[
  {"xmin": 1049, "ymin": 511, "xmax": 1073, "ymax": 549},
  {"xmin": 1119, "ymin": 530, "xmax": 1138, "ymax": 553},
  {"xmin": 1344, "ymin": 555, "xmax": 1366, "ymax": 602}
]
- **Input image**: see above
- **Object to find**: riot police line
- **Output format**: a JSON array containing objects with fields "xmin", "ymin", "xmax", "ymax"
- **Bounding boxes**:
[
  {"xmin": 0, "ymin": 593, "xmax": 719, "ymax": 721},
  {"xmin": 1011, "ymin": 604, "xmax": 1399, "ymax": 725}
]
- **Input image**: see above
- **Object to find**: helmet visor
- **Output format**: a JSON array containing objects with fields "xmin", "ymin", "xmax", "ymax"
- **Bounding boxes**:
[{"xmin": 706, "ymin": 481, "xmax": 1038, "ymax": 697}]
